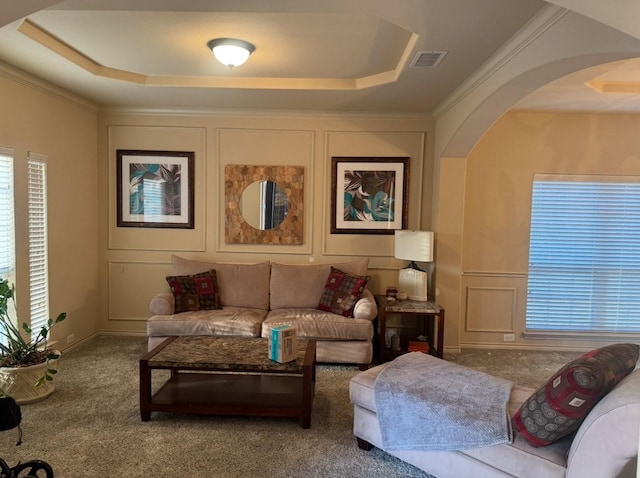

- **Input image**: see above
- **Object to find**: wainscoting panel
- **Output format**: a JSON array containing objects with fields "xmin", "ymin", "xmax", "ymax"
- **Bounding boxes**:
[
  {"xmin": 107, "ymin": 125, "xmax": 207, "ymax": 252},
  {"xmin": 216, "ymin": 128, "xmax": 314, "ymax": 255},
  {"xmin": 465, "ymin": 286, "xmax": 516, "ymax": 333},
  {"xmin": 322, "ymin": 131, "xmax": 427, "ymax": 257},
  {"xmin": 460, "ymin": 273, "xmax": 528, "ymax": 346},
  {"xmin": 108, "ymin": 261, "xmax": 171, "ymax": 322}
]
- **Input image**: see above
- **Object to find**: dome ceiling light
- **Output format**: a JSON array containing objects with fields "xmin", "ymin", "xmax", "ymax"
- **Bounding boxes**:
[{"xmin": 207, "ymin": 38, "xmax": 256, "ymax": 68}]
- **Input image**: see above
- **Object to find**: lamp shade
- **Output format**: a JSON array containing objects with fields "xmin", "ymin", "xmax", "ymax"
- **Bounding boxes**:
[
  {"xmin": 394, "ymin": 230, "xmax": 434, "ymax": 262},
  {"xmin": 207, "ymin": 38, "xmax": 255, "ymax": 68}
]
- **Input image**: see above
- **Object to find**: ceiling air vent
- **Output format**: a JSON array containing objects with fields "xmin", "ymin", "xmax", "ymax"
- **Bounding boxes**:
[{"xmin": 410, "ymin": 50, "xmax": 447, "ymax": 68}]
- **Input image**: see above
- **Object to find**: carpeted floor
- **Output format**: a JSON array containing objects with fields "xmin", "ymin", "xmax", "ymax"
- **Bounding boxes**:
[
  {"xmin": 0, "ymin": 337, "xmax": 579, "ymax": 478},
  {"xmin": 442, "ymin": 348, "xmax": 580, "ymax": 389}
]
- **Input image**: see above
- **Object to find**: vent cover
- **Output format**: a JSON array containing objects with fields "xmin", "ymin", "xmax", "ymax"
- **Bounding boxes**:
[{"xmin": 410, "ymin": 50, "xmax": 447, "ymax": 68}]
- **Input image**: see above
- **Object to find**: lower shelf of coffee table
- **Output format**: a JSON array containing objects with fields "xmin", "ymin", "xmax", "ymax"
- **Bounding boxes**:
[{"xmin": 149, "ymin": 373, "xmax": 308, "ymax": 421}]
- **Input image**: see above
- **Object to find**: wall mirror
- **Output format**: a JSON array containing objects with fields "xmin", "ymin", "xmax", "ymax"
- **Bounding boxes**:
[
  {"xmin": 225, "ymin": 165, "xmax": 304, "ymax": 245},
  {"xmin": 240, "ymin": 180, "xmax": 289, "ymax": 230}
]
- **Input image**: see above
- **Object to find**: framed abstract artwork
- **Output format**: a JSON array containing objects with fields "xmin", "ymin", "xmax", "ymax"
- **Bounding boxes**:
[
  {"xmin": 116, "ymin": 149, "xmax": 195, "ymax": 229},
  {"xmin": 331, "ymin": 157, "xmax": 409, "ymax": 234}
]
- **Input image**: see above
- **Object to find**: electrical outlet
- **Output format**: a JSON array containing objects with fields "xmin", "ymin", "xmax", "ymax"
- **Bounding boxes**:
[
  {"xmin": 503, "ymin": 333, "xmax": 515, "ymax": 342},
  {"xmin": 66, "ymin": 333, "xmax": 75, "ymax": 344}
]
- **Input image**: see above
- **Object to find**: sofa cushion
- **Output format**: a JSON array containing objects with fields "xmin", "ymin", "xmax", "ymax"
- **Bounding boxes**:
[
  {"xmin": 263, "ymin": 308, "xmax": 374, "ymax": 341},
  {"xmin": 512, "ymin": 343, "xmax": 639, "ymax": 447},
  {"xmin": 147, "ymin": 306, "xmax": 268, "ymax": 338},
  {"xmin": 171, "ymin": 255, "xmax": 270, "ymax": 310},
  {"xmin": 317, "ymin": 267, "xmax": 370, "ymax": 317},
  {"xmin": 166, "ymin": 270, "xmax": 222, "ymax": 313},
  {"xmin": 270, "ymin": 259, "xmax": 369, "ymax": 310}
]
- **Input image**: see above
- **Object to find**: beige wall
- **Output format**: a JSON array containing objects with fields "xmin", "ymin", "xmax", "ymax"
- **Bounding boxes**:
[
  {"xmin": 98, "ymin": 112, "xmax": 435, "ymax": 335},
  {"xmin": 0, "ymin": 71, "xmax": 99, "ymax": 349},
  {"xmin": 3, "ymin": 64, "xmax": 638, "ymax": 353},
  {"xmin": 7, "ymin": 65, "xmax": 639, "ymax": 353},
  {"xmin": 440, "ymin": 110, "xmax": 640, "ymax": 351}
]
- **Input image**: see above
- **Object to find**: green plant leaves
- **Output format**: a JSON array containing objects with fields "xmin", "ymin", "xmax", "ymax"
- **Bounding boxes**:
[{"xmin": 0, "ymin": 277, "xmax": 66, "ymax": 391}]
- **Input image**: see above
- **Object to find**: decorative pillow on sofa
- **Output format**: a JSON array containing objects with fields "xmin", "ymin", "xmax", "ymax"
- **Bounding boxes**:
[
  {"xmin": 512, "ymin": 343, "xmax": 639, "ymax": 447},
  {"xmin": 317, "ymin": 267, "xmax": 370, "ymax": 318},
  {"xmin": 166, "ymin": 270, "xmax": 222, "ymax": 313}
]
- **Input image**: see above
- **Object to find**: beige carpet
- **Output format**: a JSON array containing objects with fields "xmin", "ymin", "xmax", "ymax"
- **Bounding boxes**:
[{"xmin": 0, "ymin": 337, "xmax": 579, "ymax": 478}]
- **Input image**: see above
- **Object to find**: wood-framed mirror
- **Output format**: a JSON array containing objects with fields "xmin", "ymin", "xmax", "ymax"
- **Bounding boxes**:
[{"xmin": 225, "ymin": 165, "xmax": 304, "ymax": 244}]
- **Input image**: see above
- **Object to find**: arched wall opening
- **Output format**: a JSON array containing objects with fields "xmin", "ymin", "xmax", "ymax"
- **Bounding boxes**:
[{"xmin": 432, "ymin": 6, "xmax": 640, "ymax": 351}]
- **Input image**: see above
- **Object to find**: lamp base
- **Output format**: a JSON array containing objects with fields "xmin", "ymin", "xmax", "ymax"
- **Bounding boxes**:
[{"xmin": 398, "ymin": 267, "xmax": 428, "ymax": 302}]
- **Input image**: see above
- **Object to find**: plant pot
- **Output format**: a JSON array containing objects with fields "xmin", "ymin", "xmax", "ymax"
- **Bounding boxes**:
[{"xmin": 0, "ymin": 351, "xmax": 60, "ymax": 404}]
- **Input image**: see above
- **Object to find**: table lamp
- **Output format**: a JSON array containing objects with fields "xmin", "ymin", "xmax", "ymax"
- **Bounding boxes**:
[{"xmin": 394, "ymin": 230, "xmax": 434, "ymax": 301}]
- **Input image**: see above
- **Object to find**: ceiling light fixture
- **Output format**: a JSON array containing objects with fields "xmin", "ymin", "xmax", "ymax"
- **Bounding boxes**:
[{"xmin": 207, "ymin": 38, "xmax": 255, "ymax": 68}]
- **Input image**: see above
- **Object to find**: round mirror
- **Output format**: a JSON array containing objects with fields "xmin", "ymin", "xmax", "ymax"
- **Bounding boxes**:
[{"xmin": 240, "ymin": 180, "xmax": 289, "ymax": 230}]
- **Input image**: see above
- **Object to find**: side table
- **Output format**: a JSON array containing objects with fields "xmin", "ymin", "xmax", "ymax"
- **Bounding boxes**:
[{"xmin": 374, "ymin": 295, "xmax": 445, "ymax": 362}]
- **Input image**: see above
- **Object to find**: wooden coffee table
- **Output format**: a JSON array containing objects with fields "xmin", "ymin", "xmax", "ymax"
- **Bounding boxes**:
[{"xmin": 139, "ymin": 336, "xmax": 316, "ymax": 428}]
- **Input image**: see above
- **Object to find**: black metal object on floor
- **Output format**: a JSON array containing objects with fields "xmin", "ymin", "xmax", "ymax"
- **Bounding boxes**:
[{"xmin": 0, "ymin": 458, "xmax": 54, "ymax": 478}]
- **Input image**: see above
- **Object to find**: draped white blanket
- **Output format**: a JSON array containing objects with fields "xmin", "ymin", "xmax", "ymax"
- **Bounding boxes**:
[{"xmin": 374, "ymin": 353, "xmax": 513, "ymax": 451}]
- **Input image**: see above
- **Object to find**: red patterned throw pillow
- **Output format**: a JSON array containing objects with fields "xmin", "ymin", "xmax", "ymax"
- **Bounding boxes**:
[
  {"xmin": 512, "ymin": 343, "xmax": 639, "ymax": 447},
  {"xmin": 317, "ymin": 267, "xmax": 370, "ymax": 318},
  {"xmin": 166, "ymin": 270, "xmax": 222, "ymax": 313}
]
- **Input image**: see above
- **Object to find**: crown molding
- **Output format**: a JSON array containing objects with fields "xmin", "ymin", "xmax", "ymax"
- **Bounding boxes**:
[
  {"xmin": 98, "ymin": 106, "xmax": 434, "ymax": 122},
  {"xmin": 433, "ymin": 5, "xmax": 568, "ymax": 119},
  {"xmin": 0, "ymin": 61, "xmax": 98, "ymax": 112}
]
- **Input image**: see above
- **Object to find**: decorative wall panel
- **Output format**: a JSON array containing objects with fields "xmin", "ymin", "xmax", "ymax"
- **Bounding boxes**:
[
  {"xmin": 109, "ymin": 261, "xmax": 171, "ymax": 321},
  {"xmin": 465, "ymin": 286, "xmax": 516, "ymax": 333}
]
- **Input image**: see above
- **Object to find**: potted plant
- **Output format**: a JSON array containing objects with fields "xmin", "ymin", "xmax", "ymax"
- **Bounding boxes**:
[{"xmin": 0, "ymin": 277, "xmax": 66, "ymax": 404}]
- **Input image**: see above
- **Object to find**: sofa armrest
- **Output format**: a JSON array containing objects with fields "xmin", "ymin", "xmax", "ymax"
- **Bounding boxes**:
[
  {"xmin": 566, "ymin": 369, "xmax": 640, "ymax": 478},
  {"xmin": 149, "ymin": 292, "xmax": 174, "ymax": 315},
  {"xmin": 353, "ymin": 289, "xmax": 377, "ymax": 321}
]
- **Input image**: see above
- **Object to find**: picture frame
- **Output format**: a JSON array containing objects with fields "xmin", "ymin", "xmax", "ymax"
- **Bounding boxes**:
[
  {"xmin": 116, "ymin": 149, "xmax": 195, "ymax": 229},
  {"xmin": 331, "ymin": 157, "xmax": 409, "ymax": 234}
]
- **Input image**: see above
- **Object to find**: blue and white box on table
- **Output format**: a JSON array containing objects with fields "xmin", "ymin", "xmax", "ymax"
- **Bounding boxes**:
[{"xmin": 269, "ymin": 325, "xmax": 297, "ymax": 363}]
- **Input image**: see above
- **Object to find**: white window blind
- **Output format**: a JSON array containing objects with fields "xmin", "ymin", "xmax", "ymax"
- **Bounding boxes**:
[
  {"xmin": 0, "ymin": 149, "xmax": 15, "ymax": 281},
  {"xmin": 0, "ymin": 149, "xmax": 16, "ymax": 346},
  {"xmin": 28, "ymin": 153, "xmax": 49, "ymax": 341},
  {"xmin": 526, "ymin": 175, "xmax": 640, "ymax": 333}
]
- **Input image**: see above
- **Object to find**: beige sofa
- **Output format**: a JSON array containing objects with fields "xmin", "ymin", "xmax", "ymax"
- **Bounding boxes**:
[
  {"xmin": 350, "ymin": 360, "xmax": 640, "ymax": 478},
  {"xmin": 147, "ymin": 255, "xmax": 377, "ymax": 368}
]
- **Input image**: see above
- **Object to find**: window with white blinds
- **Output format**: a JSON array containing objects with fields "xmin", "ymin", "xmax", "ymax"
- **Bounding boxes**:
[
  {"xmin": 28, "ymin": 153, "xmax": 49, "ymax": 341},
  {"xmin": 0, "ymin": 149, "xmax": 15, "ymax": 281},
  {"xmin": 0, "ymin": 149, "xmax": 16, "ymax": 346},
  {"xmin": 526, "ymin": 174, "xmax": 640, "ymax": 334}
]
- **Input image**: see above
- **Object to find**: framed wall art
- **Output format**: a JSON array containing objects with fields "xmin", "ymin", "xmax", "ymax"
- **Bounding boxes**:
[
  {"xmin": 116, "ymin": 149, "xmax": 195, "ymax": 229},
  {"xmin": 331, "ymin": 156, "xmax": 409, "ymax": 234}
]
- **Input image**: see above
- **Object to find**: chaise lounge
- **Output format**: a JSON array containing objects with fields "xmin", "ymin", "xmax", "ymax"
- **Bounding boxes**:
[{"xmin": 350, "ymin": 344, "xmax": 640, "ymax": 478}]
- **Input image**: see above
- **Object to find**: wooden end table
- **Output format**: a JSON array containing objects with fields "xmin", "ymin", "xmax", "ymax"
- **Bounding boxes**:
[
  {"xmin": 139, "ymin": 336, "xmax": 316, "ymax": 428},
  {"xmin": 375, "ymin": 295, "xmax": 444, "ymax": 362}
]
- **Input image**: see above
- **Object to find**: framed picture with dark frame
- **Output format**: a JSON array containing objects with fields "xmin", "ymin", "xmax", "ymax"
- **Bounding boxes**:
[
  {"xmin": 331, "ymin": 156, "xmax": 409, "ymax": 234},
  {"xmin": 116, "ymin": 149, "xmax": 195, "ymax": 229}
]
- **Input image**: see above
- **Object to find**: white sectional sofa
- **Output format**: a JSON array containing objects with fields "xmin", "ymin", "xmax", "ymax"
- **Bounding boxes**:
[{"xmin": 147, "ymin": 255, "xmax": 377, "ymax": 368}]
